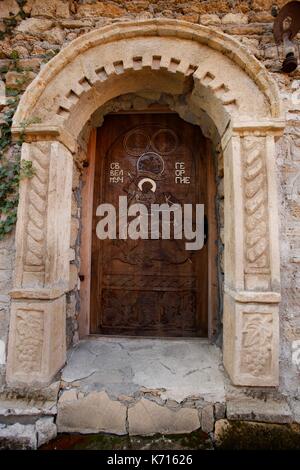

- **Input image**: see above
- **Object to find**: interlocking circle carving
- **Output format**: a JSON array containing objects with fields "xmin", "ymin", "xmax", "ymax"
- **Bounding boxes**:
[
  {"xmin": 152, "ymin": 128, "xmax": 178, "ymax": 155},
  {"xmin": 123, "ymin": 129, "xmax": 150, "ymax": 156}
]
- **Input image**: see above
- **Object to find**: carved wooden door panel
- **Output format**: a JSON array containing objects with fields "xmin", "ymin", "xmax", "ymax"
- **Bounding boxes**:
[{"xmin": 91, "ymin": 113, "xmax": 208, "ymax": 336}]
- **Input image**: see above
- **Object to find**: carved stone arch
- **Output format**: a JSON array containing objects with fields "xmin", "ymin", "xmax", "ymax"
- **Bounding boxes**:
[{"xmin": 7, "ymin": 19, "xmax": 285, "ymax": 388}]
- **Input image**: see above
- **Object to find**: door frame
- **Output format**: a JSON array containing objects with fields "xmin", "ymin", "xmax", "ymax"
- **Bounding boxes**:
[{"xmin": 79, "ymin": 113, "xmax": 218, "ymax": 339}]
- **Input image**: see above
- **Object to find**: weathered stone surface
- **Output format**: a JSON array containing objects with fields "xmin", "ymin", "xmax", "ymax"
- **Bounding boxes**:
[
  {"xmin": 226, "ymin": 399, "xmax": 293, "ymax": 424},
  {"xmin": 76, "ymin": 2, "xmax": 126, "ymax": 18},
  {"xmin": 128, "ymin": 399, "xmax": 200, "ymax": 435},
  {"xmin": 36, "ymin": 417, "xmax": 57, "ymax": 447},
  {"xmin": 42, "ymin": 27, "xmax": 66, "ymax": 44},
  {"xmin": 60, "ymin": 19, "xmax": 93, "ymax": 29},
  {"xmin": 0, "ymin": 80, "xmax": 6, "ymax": 108},
  {"xmin": 30, "ymin": 0, "xmax": 69, "ymax": 19},
  {"xmin": 214, "ymin": 419, "xmax": 230, "ymax": 446},
  {"xmin": 200, "ymin": 14, "xmax": 221, "ymax": 25},
  {"xmin": 222, "ymin": 13, "xmax": 248, "ymax": 24},
  {"xmin": 0, "ymin": 423, "xmax": 37, "ymax": 450},
  {"xmin": 215, "ymin": 402, "xmax": 226, "ymax": 421},
  {"xmin": 61, "ymin": 337, "xmax": 225, "ymax": 403},
  {"xmin": 288, "ymin": 399, "xmax": 300, "ymax": 424},
  {"xmin": 0, "ymin": 249, "xmax": 11, "ymax": 270},
  {"xmin": 55, "ymin": 1, "xmax": 70, "ymax": 19},
  {"xmin": 6, "ymin": 297, "xmax": 66, "ymax": 388},
  {"xmin": 5, "ymin": 70, "xmax": 36, "ymax": 91},
  {"xmin": 0, "ymin": 399, "xmax": 57, "ymax": 417},
  {"xmin": 180, "ymin": 13, "xmax": 199, "ymax": 23},
  {"xmin": 31, "ymin": 0, "xmax": 56, "ymax": 18},
  {"xmin": 0, "ymin": 340, "xmax": 5, "ymax": 365},
  {"xmin": 0, "ymin": 0, "xmax": 19, "ymax": 18},
  {"xmin": 214, "ymin": 419, "xmax": 300, "ymax": 450},
  {"xmin": 16, "ymin": 18, "xmax": 54, "ymax": 35},
  {"xmin": 57, "ymin": 390, "xmax": 127, "ymax": 434},
  {"xmin": 201, "ymin": 404, "xmax": 215, "ymax": 433},
  {"xmin": 69, "ymin": 263, "xmax": 79, "ymax": 291},
  {"xmin": 223, "ymin": 295, "xmax": 280, "ymax": 386},
  {"xmin": 70, "ymin": 217, "xmax": 79, "ymax": 247},
  {"xmin": 252, "ymin": 0, "xmax": 279, "ymax": 11}
]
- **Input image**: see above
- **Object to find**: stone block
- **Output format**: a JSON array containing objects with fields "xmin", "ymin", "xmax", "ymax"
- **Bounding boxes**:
[
  {"xmin": 0, "ymin": 0, "xmax": 19, "ymax": 18},
  {"xmin": 16, "ymin": 18, "xmax": 54, "ymax": 35},
  {"xmin": 0, "ymin": 398, "xmax": 57, "ymax": 418},
  {"xmin": 57, "ymin": 391, "xmax": 127, "ymax": 434},
  {"xmin": 214, "ymin": 419, "xmax": 300, "ymax": 450},
  {"xmin": 30, "ymin": 0, "xmax": 69, "ymax": 18},
  {"xmin": 42, "ymin": 27, "xmax": 66, "ymax": 45},
  {"xmin": 69, "ymin": 263, "xmax": 79, "ymax": 291},
  {"xmin": 0, "ymin": 80, "xmax": 6, "ymax": 109},
  {"xmin": 223, "ymin": 294, "xmax": 279, "ymax": 386},
  {"xmin": 0, "ymin": 249, "xmax": 12, "ymax": 270},
  {"xmin": 0, "ymin": 423, "xmax": 37, "ymax": 450},
  {"xmin": 215, "ymin": 402, "xmax": 226, "ymax": 420},
  {"xmin": 227, "ymin": 399, "xmax": 293, "ymax": 424},
  {"xmin": 289, "ymin": 399, "xmax": 300, "ymax": 423},
  {"xmin": 0, "ymin": 338, "xmax": 5, "ymax": 365},
  {"xmin": 214, "ymin": 419, "xmax": 230, "ymax": 446},
  {"xmin": 201, "ymin": 404, "xmax": 214, "ymax": 433},
  {"xmin": 6, "ymin": 297, "xmax": 66, "ymax": 387},
  {"xmin": 128, "ymin": 399, "xmax": 200, "ymax": 435},
  {"xmin": 222, "ymin": 13, "xmax": 248, "ymax": 25},
  {"xmin": 200, "ymin": 14, "xmax": 221, "ymax": 26},
  {"xmin": 5, "ymin": 70, "xmax": 36, "ymax": 91},
  {"xmin": 76, "ymin": 3, "xmax": 125, "ymax": 18},
  {"xmin": 36, "ymin": 417, "xmax": 57, "ymax": 447},
  {"xmin": 55, "ymin": 1, "xmax": 70, "ymax": 19},
  {"xmin": 70, "ymin": 217, "xmax": 80, "ymax": 247}
]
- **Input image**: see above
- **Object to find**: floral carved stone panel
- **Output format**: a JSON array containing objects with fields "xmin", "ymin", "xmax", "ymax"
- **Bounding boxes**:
[
  {"xmin": 241, "ymin": 312, "xmax": 273, "ymax": 377},
  {"xmin": 7, "ymin": 297, "xmax": 66, "ymax": 387},
  {"xmin": 14, "ymin": 309, "xmax": 44, "ymax": 374},
  {"xmin": 223, "ymin": 295, "xmax": 279, "ymax": 386}
]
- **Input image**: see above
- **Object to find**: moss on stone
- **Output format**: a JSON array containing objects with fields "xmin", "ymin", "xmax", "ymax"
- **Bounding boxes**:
[
  {"xmin": 216, "ymin": 420, "xmax": 300, "ymax": 450},
  {"xmin": 40, "ymin": 430, "xmax": 212, "ymax": 450}
]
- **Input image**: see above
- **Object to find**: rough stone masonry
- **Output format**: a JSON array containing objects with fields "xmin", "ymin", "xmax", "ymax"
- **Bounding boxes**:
[{"xmin": 0, "ymin": 0, "xmax": 300, "ymax": 448}]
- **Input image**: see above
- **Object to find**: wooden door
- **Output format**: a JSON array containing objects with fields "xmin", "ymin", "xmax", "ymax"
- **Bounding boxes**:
[{"xmin": 91, "ymin": 113, "xmax": 211, "ymax": 337}]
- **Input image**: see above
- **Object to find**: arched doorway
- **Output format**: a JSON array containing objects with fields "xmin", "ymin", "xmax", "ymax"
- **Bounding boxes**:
[{"xmin": 6, "ymin": 19, "xmax": 284, "ymax": 388}]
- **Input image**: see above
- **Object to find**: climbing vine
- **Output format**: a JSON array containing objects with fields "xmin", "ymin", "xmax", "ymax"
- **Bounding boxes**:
[
  {"xmin": 0, "ymin": 0, "xmax": 57, "ymax": 241},
  {"xmin": 0, "ymin": 53, "xmax": 38, "ymax": 240}
]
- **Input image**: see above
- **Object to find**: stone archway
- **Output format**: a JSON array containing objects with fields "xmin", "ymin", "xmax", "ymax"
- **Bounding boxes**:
[{"xmin": 6, "ymin": 19, "xmax": 285, "ymax": 388}]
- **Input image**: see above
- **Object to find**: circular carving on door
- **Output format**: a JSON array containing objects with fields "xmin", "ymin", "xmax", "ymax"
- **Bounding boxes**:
[
  {"xmin": 137, "ymin": 152, "xmax": 164, "ymax": 175},
  {"xmin": 152, "ymin": 129, "xmax": 178, "ymax": 155},
  {"xmin": 123, "ymin": 129, "xmax": 150, "ymax": 156}
]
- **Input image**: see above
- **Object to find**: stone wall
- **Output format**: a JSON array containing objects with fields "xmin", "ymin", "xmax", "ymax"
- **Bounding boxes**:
[{"xmin": 0, "ymin": 0, "xmax": 300, "ymax": 399}]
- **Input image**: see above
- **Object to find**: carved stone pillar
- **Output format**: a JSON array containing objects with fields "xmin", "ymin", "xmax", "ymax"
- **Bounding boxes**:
[
  {"xmin": 6, "ymin": 141, "xmax": 73, "ymax": 387},
  {"xmin": 6, "ymin": 297, "xmax": 66, "ymax": 387},
  {"xmin": 223, "ymin": 123, "xmax": 283, "ymax": 386}
]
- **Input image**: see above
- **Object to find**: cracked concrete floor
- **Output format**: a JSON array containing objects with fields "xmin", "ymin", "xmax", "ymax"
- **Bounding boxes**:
[{"xmin": 61, "ymin": 337, "xmax": 225, "ymax": 403}]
